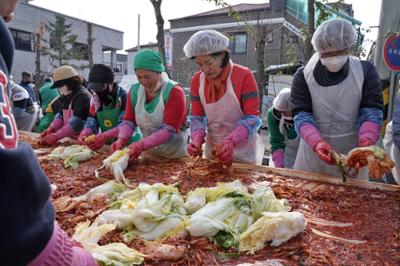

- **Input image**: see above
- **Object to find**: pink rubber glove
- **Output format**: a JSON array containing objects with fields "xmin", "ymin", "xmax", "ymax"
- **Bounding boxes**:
[
  {"xmin": 299, "ymin": 124, "xmax": 323, "ymax": 148},
  {"xmin": 78, "ymin": 127, "xmax": 93, "ymax": 145},
  {"xmin": 40, "ymin": 118, "xmax": 63, "ymax": 138},
  {"xmin": 128, "ymin": 128, "xmax": 171, "ymax": 161},
  {"xmin": 215, "ymin": 125, "xmax": 249, "ymax": 164},
  {"xmin": 54, "ymin": 125, "xmax": 75, "ymax": 139},
  {"xmin": 42, "ymin": 125, "xmax": 75, "ymax": 146},
  {"xmin": 118, "ymin": 121, "xmax": 134, "ymax": 140},
  {"xmin": 87, "ymin": 127, "xmax": 119, "ymax": 150},
  {"xmin": 188, "ymin": 130, "xmax": 205, "ymax": 157},
  {"xmin": 128, "ymin": 141, "xmax": 144, "ymax": 162},
  {"xmin": 358, "ymin": 121, "xmax": 380, "ymax": 147},
  {"xmin": 141, "ymin": 127, "xmax": 171, "ymax": 150},
  {"xmin": 28, "ymin": 223, "xmax": 97, "ymax": 266},
  {"xmin": 110, "ymin": 137, "xmax": 128, "ymax": 153},
  {"xmin": 272, "ymin": 149, "xmax": 285, "ymax": 168}
]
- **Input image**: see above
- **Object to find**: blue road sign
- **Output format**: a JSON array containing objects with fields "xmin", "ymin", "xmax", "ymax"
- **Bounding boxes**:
[{"xmin": 383, "ymin": 33, "xmax": 400, "ymax": 72}]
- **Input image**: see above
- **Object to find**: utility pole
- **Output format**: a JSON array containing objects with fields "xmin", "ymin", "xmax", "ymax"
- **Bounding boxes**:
[
  {"xmin": 374, "ymin": 0, "xmax": 400, "ymax": 80},
  {"xmin": 374, "ymin": 0, "xmax": 400, "ymax": 122},
  {"xmin": 87, "ymin": 22, "xmax": 94, "ymax": 69},
  {"xmin": 137, "ymin": 14, "xmax": 141, "ymax": 50}
]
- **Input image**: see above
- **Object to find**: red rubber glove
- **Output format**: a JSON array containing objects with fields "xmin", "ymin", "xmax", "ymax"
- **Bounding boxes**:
[
  {"xmin": 188, "ymin": 131, "xmax": 205, "ymax": 157},
  {"xmin": 187, "ymin": 141, "xmax": 203, "ymax": 157},
  {"xmin": 77, "ymin": 135, "xmax": 86, "ymax": 145},
  {"xmin": 77, "ymin": 127, "xmax": 93, "ymax": 145},
  {"xmin": 358, "ymin": 137, "xmax": 374, "ymax": 147},
  {"xmin": 41, "ymin": 134, "xmax": 58, "ymax": 146},
  {"xmin": 128, "ymin": 141, "xmax": 144, "ymax": 162},
  {"xmin": 313, "ymin": 139, "xmax": 335, "ymax": 165},
  {"xmin": 40, "ymin": 127, "xmax": 55, "ymax": 138},
  {"xmin": 110, "ymin": 137, "xmax": 128, "ymax": 153},
  {"xmin": 215, "ymin": 139, "xmax": 235, "ymax": 164},
  {"xmin": 87, "ymin": 134, "xmax": 107, "ymax": 150}
]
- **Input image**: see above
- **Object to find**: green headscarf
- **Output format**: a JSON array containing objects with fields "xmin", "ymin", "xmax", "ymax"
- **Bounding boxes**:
[{"xmin": 134, "ymin": 49, "xmax": 165, "ymax": 73}]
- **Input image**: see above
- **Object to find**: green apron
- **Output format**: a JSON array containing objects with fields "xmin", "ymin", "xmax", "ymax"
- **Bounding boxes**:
[{"xmin": 96, "ymin": 88, "xmax": 141, "ymax": 143}]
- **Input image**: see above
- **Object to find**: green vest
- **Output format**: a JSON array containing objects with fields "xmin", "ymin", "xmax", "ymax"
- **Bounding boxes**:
[
  {"xmin": 97, "ymin": 88, "xmax": 141, "ymax": 143},
  {"xmin": 96, "ymin": 89, "xmax": 122, "ymax": 133},
  {"xmin": 39, "ymin": 82, "xmax": 59, "ymax": 111},
  {"xmin": 130, "ymin": 81, "xmax": 176, "ymax": 114},
  {"xmin": 130, "ymin": 80, "xmax": 188, "ymax": 130}
]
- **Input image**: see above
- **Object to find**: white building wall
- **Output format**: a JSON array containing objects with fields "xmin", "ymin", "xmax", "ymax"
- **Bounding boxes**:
[{"xmin": 8, "ymin": 2, "xmax": 123, "ymax": 82}]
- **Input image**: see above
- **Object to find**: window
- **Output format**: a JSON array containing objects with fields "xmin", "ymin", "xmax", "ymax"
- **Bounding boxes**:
[
  {"xmin": 10, "ymin": 29, "xmax": 34, "ymax": 52},
  {"xmin": 290, "ymin": 35, "xmax": 299, "ymax": 44},
  {"xmin": 228, "ymin": 33, "xmax": 247, "ymax": 54},
  {"xmin": 267, "ymin": 31, "xmax": 274, "ymax": 43},
  {"xmin": 113, "ymin": 63, "xmax": 123, "ymax": 73},
  {"xmin": 73, "ymin": 42, "xmax": 89, "ymax": 60}
]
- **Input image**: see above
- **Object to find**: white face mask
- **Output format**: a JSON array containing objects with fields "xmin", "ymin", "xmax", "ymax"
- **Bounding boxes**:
[
  {"xmin": 279, "ymin": 115, "xmax": 293, "ymax": 135},
  {"xmin": 59, "ymin": 85, "xmax": 72, "ymax": 96},
  {"xmin": 320, "ymin": 55, "xmax": 348, "ymax": 72}
]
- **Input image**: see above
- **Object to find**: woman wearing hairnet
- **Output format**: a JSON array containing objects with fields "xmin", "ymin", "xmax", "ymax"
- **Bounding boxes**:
[
  {"xmin": 291, "ymin": 18, "xmax": 383, "ymax": 179},
  {"xmin": 184, "ymin": 30, "xmax": 264, "ymax": 165},
  {"xmin": 382, "ymin": 89, "xmax": 400, "ymax": 185},
  {"xmin": 267, "ymin": 88, "xmax": 299, "ymax": 168},
  {"xmin": 111, "ymin": 49, "xmax": 188, "ymax": 161}
]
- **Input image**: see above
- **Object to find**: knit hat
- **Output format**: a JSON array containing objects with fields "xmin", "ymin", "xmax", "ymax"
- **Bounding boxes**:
[
  {"xmin": 51, "ymin": 65, "xmax": 79, "ymax": 89},
  {"xmin": 134, "ymin": 49, "xmax": 165, "ymax": 73},
  {"xmin": 0, "ymin": 142, "xmax": 54, "ymax": 265},
  {"xmin": 88, "ymin": 64, "xmax": 115, "ymax": 92}
]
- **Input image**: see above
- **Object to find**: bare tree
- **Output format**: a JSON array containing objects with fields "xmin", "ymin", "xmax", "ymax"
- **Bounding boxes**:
[
  {"xmin": 206, "ymin": 0, "xmax": 271, "ymax": 112},
  {"xmin": 305, "ymin": 0, "xmax": 315, "ymax": 61},
  {"xmin": 34, "ymin": 21, "xmax": 46, "ymax": 90},
  {"xmin": 149, "ymin": 0, "xmax": 169, "ymax": 75},
  {"xmin": 87, "ymin": 22, "xmax": 94, "ymax": 69}
]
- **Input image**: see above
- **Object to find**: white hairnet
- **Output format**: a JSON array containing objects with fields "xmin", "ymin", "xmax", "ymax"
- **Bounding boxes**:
[
  {"xmin": 311, "ymin": 18, "xmax": 357, "ymax": 53},
  {"xmin": 183, "ymin": 30, "xmax": 229, "ymax": 58},
  {"xmin": 273, "ymin": 88, "xmax": 293, "ymax": 112}
]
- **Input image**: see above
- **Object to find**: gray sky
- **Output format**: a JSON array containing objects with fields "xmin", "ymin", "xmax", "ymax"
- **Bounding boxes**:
[{"xmin": 29, "ymin": 0, "xmax": 381, "ymax": 52}]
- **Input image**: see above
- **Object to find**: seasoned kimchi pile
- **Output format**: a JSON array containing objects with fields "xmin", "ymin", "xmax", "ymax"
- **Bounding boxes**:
[{"xmin": 21, "ymin": 133, "xmax": 400, "ymax": 266}]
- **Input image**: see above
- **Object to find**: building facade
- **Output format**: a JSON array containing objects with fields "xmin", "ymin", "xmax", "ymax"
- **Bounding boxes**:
[
  {"xmin": 169, "ymin": 0, "xmax": 356, "ymax": 87},
  {"xmin": 8, "ymin": 1, "xmax": 124, "ymax": 83},
  {"xmin": 169, "ymin": 1, "xmax": 306, "ymax": 87}
]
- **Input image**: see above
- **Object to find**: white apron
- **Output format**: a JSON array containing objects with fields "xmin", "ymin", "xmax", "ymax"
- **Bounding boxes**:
[
  {"xmin": 135, "ymin": 81, "xmax": 188, "ymax": 159},
  {"xmin": 199, "ymin": 63, "xmax": 263, "ymax": 165},
  {"xmin": 294, "ymin": 53, "xmax": 368, "ymax": 180},
  {"xmin": 382, "ymin": 122, "xmax": 400, "ymax": 184}
]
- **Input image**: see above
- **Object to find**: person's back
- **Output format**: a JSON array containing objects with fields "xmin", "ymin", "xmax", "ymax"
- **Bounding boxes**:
[
  {"xmin": 20, "ymin": 70, "xmax": 37, "ymax": 102},
  {"xmin": 0, "ymin": 2, "xmax": 96, "ymax": 265},
  {"xmin": 10, "ymin": 80, "xmax": 36, "ymax": 131},
  {"xmin": 39, "ymin": 77, "xmax": 59, "ymax": 111}
]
